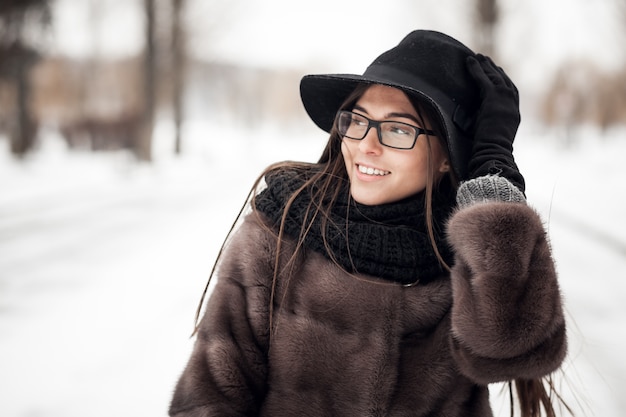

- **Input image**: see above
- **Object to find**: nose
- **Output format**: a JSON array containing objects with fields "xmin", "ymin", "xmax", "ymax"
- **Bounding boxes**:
[{"xmin": 358, "ymin": 126, "xmax": 383, "ymax": 155}]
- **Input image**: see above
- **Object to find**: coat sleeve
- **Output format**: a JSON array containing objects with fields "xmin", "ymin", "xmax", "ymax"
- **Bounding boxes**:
[
  {"xmin": 169, "ymin": 215, "xmax": 275, "ymax": 417},
  {"xmin": 446, "ymin": 201, "xmax": 567, "ymax": 384}
]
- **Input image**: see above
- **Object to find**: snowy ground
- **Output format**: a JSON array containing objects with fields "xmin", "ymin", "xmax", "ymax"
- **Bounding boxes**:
[{"xmin": 0, "ymin": 120, "xmax": 624, "ymax": 416}]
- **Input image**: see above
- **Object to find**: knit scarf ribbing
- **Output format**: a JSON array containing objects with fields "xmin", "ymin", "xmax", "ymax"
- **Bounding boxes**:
[{"xmin": 254, "ymin": 168, "xmax": 456, "ymax": 285}]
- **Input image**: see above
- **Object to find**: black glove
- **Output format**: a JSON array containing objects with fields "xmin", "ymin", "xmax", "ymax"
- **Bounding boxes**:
[{"xmin": 466, "ymin": 54, "xmax": 525, "ymax": 193}]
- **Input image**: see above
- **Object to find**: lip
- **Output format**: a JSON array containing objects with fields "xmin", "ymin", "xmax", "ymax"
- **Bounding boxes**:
[{"xmin": 354, "ymin": 163, "xmax": 390, "ymax": 181}]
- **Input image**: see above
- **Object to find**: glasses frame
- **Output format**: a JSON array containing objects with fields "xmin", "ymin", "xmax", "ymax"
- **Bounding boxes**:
[{"xmin": 335, "ymin": 110, "xmax": 436, "ymax": 150}]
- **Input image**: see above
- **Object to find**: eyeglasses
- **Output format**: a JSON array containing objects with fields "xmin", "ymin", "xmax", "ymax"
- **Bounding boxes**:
[{"xmin": 335, "ymin": 110, "xmax": 435, "ymax": 150}]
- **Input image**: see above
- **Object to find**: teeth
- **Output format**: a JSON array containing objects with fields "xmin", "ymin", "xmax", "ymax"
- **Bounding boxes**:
[{"xmin": 358, "ymin": 165, "xmax": 389, "ymax": 176}]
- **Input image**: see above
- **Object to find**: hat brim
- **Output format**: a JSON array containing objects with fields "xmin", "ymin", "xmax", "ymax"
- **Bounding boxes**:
[{"xmin": 300, "ymin": 73, "xmax": 472, "ymax": 180}]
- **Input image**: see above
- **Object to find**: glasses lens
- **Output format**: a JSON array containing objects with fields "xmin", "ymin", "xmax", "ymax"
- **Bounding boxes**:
[
  {"xmin": 379, "ymin": 122, "xmax": 418, "ymax": 149},
  {"xmin": 337, "ymin": 112, "xmax": 368, "ymax": 139}
]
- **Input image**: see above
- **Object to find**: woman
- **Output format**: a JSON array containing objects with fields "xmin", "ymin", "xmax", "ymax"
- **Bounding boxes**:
[{"xmin": 169, "ymin": 30, "xmax": 567, "ymax": 417}]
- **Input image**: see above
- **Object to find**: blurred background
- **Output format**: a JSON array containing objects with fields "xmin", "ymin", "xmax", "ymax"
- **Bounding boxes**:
[{"xmin": 1, "ymin": 0, "xmax": 625, "ymax": 416}]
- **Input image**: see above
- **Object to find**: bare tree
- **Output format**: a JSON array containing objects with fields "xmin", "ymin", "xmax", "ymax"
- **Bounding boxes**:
[
  {"xmin": 172, "ymin": 0, "xmax": 186, "ymax": 155},
  {"xmin": 0, "ymin": 0, "xmax": 52, "ymax": 156},
  {"xmin": 474, "ymin": 0, "xmax": 499, "ymax": 57},
  {"xmin": 137, "ymin": 0, "xmax": 157, "ymax": 162}
]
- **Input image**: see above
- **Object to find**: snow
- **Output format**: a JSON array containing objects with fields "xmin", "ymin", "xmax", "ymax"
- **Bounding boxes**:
[
  {"xmin": 1, "ymin": 118, "xmax": 625, "ymax": 416},
  {"xmin": 5, "ymin": 0, "xmax": 624, "ymax": 413},
  {"xmin": 0, "ymin": 121, "xmax": 324, "ymax": 417}
]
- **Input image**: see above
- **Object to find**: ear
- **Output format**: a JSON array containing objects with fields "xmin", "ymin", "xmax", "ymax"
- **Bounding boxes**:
[{"xmin": 438, "ymin": 159, "xmax": 451, "ymax": 173}]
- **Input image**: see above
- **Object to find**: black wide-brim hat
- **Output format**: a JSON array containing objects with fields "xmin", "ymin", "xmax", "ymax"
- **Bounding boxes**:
[{"xmin": 300, "ymin": 30, "xmax": 480, "ymax": 180}]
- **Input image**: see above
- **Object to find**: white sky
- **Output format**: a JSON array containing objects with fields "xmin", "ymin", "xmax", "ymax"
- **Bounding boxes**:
[{"xmin": 50, "ymin": 0, "xmax": 624, "ymax": 75}]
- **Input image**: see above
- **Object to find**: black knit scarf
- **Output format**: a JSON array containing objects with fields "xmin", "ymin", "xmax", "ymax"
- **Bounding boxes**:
[{"xmin": 254, "ymin": 168, "xmax": 456, "ymax": 285}]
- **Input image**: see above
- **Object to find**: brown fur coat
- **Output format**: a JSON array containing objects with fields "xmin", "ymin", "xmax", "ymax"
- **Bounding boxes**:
[{"xmin": 169, "ymin": 202, "xmax": 566, "ymax": 417}]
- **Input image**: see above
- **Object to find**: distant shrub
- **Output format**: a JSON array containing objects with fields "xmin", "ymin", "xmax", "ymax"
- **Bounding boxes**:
[{"xmin": 541, "ymin": 59, "xmax": 626, "ymax": 132}]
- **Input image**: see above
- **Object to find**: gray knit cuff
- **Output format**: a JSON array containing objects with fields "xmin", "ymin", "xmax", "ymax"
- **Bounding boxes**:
[{"xmin": 456, "ymin": 175, "xmax": 526, "ymax": 208}]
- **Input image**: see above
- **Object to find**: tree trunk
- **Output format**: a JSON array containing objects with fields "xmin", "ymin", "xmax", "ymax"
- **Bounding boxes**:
[
  {"xmin": 475, "ymin": 0, "xmax": 498, "ymax": 57},
  {"xmin": 9, "ymin": 49, "xmax": 38, "ymax": 157},
  {"xmin": 172, "ymin": 0, "xmax": 185, "ymax": 155},
  {"xmin": 138, "ymin": 0, "xmax": 156, "ymax": 162}
]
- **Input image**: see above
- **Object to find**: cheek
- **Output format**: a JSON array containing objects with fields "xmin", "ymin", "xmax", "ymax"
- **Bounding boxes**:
[
  {"xmin": 403, "ymin": 148, "xmax": 429, "ymax": 176},
  {"xmin": 397, "ymin": 148, "xmax": 431, "ymax": 191}
]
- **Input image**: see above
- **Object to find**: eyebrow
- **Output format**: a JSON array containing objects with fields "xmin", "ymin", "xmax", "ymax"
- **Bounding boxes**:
[{"xmin": 352, "ymin": 104, "xmax": 421, "ymax": 125}]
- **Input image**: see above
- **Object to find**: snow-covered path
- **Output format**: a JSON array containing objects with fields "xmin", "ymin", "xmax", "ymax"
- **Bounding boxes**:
[{"xmin": 0, "ymin": 123, "xmax": 624, "ymax": 416}]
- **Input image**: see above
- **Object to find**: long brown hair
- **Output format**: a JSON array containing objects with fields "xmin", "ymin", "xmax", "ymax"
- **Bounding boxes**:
[
  {"xmin": 192, "ymin": 83, "xmax": 570, "ymax": 417},
  {"xmin": 193, "ymin": 83, "xmax": 454, "ymax": 330}
]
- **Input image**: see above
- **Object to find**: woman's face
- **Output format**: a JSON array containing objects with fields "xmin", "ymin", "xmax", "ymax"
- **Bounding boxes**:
[{"xmin": 340, "ymin": 84, "xmax": 449, "ymax": 206}]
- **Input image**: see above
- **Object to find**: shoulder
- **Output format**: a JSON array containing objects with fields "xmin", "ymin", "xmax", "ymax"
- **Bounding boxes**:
[
  {"xmin": 216, "ymin": 213, "xmax": 282, "ymax": 284},
  {"xmin": 225, "ymin": 212, "xmax": 281, "ymax": 255}
]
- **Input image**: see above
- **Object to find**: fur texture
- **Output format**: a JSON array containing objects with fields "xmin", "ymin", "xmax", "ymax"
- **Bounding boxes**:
[
  {"xmin": 446, "ymin": 202, "xmax": 567, "ymax": 384},
  {"xmin": 169, "ymin": 202, "xmax": 566, "ymax": 416}
]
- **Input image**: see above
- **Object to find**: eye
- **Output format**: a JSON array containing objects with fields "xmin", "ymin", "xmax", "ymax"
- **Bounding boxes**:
[
  {"xmin": 352, "ymin": 116, "xmax": 368, "ymax": 127},
  {"xmin": 387, "ymin": 123, "xmax": 415, "ymax": 136}
]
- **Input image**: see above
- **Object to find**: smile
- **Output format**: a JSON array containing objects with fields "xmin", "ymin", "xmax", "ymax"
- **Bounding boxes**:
[{"xmin": 358, "ymin": 164, "xmax": 390, "ymax": 176}]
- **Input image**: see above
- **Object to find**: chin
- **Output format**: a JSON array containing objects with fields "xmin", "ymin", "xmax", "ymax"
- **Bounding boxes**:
[{"xmin": 350, "ymin": 190, "xmax": 389, "ymax": 206}]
